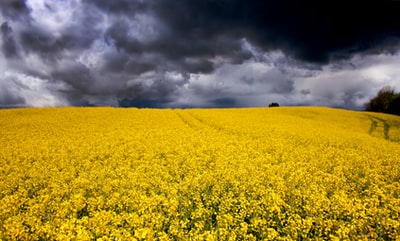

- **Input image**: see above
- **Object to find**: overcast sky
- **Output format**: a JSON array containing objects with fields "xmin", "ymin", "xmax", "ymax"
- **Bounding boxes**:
[{"xmin": 1, "ymin": 0, "xmax": 400, "ymax": 108}]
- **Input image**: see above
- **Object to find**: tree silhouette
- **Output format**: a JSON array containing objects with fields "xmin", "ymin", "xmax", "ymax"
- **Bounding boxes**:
[
  {"xmin": 388, "ymin": 94, "xmax": 400, "ymax": 116},
  {"xmin": 365, "ymin": 86, "xmax": 400, "ymax": 116},
  {"xmin": 269, "ymin": 102, "xmax": 279, "ymax": 107}
]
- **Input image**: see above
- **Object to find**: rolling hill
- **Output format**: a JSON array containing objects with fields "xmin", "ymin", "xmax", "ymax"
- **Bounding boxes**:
[{"xmin": 1, "ymin": 107, "xmax": 399, "ymax": 240}]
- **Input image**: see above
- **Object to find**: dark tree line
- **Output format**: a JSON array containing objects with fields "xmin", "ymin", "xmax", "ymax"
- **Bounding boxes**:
[
  {"xmin": 269, "ymin": 102, "xmax": 280, "ymax": 107},
  {"xmin": 365, "ymin": 86, "xmax": 400, "ymax": 116}
]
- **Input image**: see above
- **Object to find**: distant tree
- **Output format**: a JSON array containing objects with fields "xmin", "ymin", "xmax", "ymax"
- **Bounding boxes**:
[
  {"xmin": 388, "ymin": 94, "xmax": 400, "ymax": 116},
  {"xmin": 365, "ymin": 86, "xmax": 399, "ymax": 115},
  {"xmin": 269, "ymin": 102, "xmax": 279, "ymax": 107}
]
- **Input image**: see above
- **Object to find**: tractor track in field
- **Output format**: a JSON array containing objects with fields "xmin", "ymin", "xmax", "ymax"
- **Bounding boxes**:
[
  {"xmin": 174, "ymin": 110, "xmax": 235, "ymax": 135},
  {"xmin": 175, "ymin": 111, "xmax": 198, "ymax": 131},
  {"xmin": 366, "ymin": 114, "xmax": 399, "ymax": 142}
]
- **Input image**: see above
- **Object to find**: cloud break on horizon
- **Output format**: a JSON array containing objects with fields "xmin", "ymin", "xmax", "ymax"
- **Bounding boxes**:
[{"xmin": 1, "ymin": 0, "xmax": 400, "ymax": 109}]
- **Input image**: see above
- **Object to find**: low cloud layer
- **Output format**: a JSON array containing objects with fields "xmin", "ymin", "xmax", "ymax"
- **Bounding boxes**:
[{"xmin": 1, "ymin": 0, "xmax": 400, "ymax": 108}]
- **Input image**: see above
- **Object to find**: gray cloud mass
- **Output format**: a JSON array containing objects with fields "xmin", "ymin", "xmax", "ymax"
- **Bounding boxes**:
[
  {"xmin": 0, "ymin": 0, "xmax": 31, "ymax": 20},
  {"xmin": 0, "ymin": 0, "xmax": 400, "ymax": 108},
  {"xmin": 1, "ymin": 21, "xmax": 19, "ymax": 58}
]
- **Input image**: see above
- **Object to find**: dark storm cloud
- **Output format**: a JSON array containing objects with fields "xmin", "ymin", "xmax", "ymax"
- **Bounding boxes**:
[
  {"xmin": 19, "ymin": 10, "xmax": 102, "ymax": 61},
  {"xmin": 179, "ymin": 59, "xmax": 215, "ymax": 74},
  {"xmin": 0, "ymin": 74, "xmax": 26, "ymax": 107},
  {"xmin": 19, "ymin": 28, "xmax": 66, "ymax": 60},
  {"xmin": 115, "ymin": 77, "xmax": 182, "ymax": 108},
  {"xmin": 152, "ymin": 0, "xmax": 400, "ymax": 64},
  {"xmin": 0, "ymin": 88, "xmax": 26, "ymax": 107},
  {"xmin": 52, "ymin": 60, "xmax": 184, "ymax": 106},
  {"xmin": 98, "ymin": 0, "xmax": 254, "ymax": 64},
  {"xmin": 1, "ymin": 22, "xmax": 19, "ymax": 58},
  {"xmin": 101, "ymin": 53, "xmax": 155, "ymax": 75},
  {"xmin": 103, "ymin": 14, "xmax": 252, "ymax": 67},
  {"xmin": 271, "ymin": 78, "xmax": 295, "ymax": 94},
  {"xmin": 104, "ymin": 20, "xmax": 145, "ymax": 54},
  {"xmin": 88, "ymin": 0, "xmax": 400, "ymax": 94},
  {"xmin": 1, "ymin": 0, "xmax": 400, "ymax": 108},
  {"xmin": 0, "ymin": 0, "xmax": 30, "ymax": 20},
  {"xmin": 342, "ymin": 90, "xmax": 366, "ymax": 108},
  {"xmin": 82, "ymin": 0, "xmax": 150, "ymax": 15},
  {"xmin": 7, "ymin": 0, "xmax": 400, "ymax": 64},
  {"xmin": 300, "ymin": 89, "xmax": 311, "ymax": 96},
  {"xmin": 118, "ymin": 98, "xmax": 165, "ymax": 108},
  {"xmin": 51, "ymin": 63, "xmax": 96, "ymax": 95},
  {"xmin": 209, "ymin": 97, "xmax": 237, "ymax": 107}
]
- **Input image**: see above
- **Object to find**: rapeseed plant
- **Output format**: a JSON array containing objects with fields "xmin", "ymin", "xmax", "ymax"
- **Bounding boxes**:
[{"xmin": 0, "ymin": 107, "xmax": 399, "ymax": 240}]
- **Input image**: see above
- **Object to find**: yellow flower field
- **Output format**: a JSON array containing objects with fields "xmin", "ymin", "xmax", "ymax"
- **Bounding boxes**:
[{"xmin": 1, "ymin": 107, "xmax": 400, "ymax": 240}]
